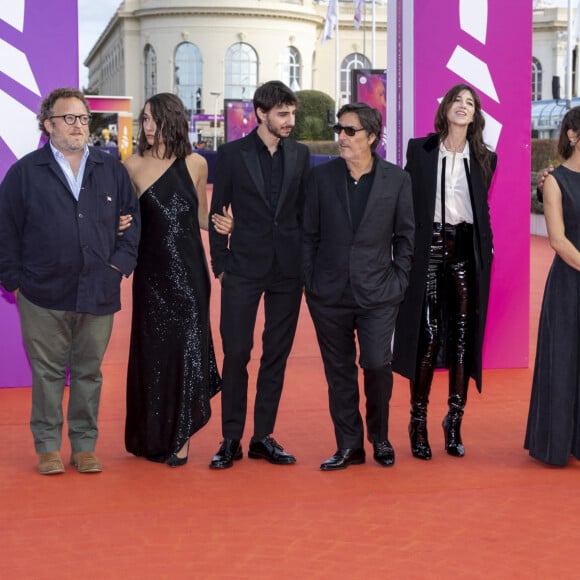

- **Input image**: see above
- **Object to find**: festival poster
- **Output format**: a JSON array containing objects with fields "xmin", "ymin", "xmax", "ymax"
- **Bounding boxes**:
[
  {"xmin": 224, "ymin": 100, "xmax": 257, "ymax": 143},
  {"xmin": 352, "ymin": 69, "xmax": 387, "ymax": 158}
]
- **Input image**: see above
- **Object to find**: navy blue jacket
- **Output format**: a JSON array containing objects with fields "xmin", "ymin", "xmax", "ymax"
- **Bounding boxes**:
[{"xmin": 0, "ymin": 142, "xmax": 140, "ymax": 315}]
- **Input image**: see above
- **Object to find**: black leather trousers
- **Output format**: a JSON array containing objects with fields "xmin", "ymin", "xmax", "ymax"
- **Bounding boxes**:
[{"xmin": 412, "ymin": 222, "xmax": 475, "ymax": 411}]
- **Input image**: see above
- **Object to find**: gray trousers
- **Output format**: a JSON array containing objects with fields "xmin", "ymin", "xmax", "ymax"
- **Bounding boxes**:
[{"xmin": 18, "ymin": 294, "xmax": 114, "ymax": 454}]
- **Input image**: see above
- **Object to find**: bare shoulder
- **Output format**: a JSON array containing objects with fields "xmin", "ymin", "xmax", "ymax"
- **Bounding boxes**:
[
  {"xmin": 543, "ymin": 172, "xmax": 562, "ymax": 198},
  {"xmin": 185, "ymin": 152, "xmax": 207, "ymax": 170},
  {"xmin": 185, "ymin": 152, "xmax": 208, "ymax": 178},
  {"xmin": 123, "ymin": 153, "xmax": 143, "ymax": 175}
]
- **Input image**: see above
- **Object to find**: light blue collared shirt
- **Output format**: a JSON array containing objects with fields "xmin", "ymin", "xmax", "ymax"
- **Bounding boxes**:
[{"xmin": 50, "ymin": 141, "xmax": 90, "ymax": 201}]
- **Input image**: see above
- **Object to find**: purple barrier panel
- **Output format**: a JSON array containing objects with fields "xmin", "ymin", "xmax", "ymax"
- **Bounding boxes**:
[
  {"xmin": 0, "ymin": 290, "xmax": 30, "ymax": 387},
  {"xmin": 0, "ymin": 0, "xmax": 79, "ymax": 387}
]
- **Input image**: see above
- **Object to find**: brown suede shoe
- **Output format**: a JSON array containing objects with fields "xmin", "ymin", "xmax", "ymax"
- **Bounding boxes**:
[
  {"xmin": 70, "ymin": 452, "xmax": 102, "ymax": 473},
  {"xmin": 38, "ymin": 452, "xmax": 65, "ymax": 475}
]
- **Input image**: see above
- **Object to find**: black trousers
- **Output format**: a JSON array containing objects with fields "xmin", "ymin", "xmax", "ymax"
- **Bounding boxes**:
[
  {"xmin": 307, "ymin": 285, "xmax": 396, "ymax": 449},
  {"xmin": 415, "ymin": 222, "xmax": 475, "ymax": 397},
  {"xmin": 219, "ymin": 266, "xmax": 303, "ymax": 440}
]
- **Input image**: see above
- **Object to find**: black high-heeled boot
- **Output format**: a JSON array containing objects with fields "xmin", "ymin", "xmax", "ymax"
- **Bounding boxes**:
[
  {"xmin": 410, "ymin": 405, "xmax": 431, "ymax": 460},
  {"xmin": 442, "ymin": 244, "xmax": 474, "ymax": 457},
  {"xmin": 442, "ymin": 393, "xmax": 465, "ymax": 457},
  {"xmin": 409, "ymin": 380, "xmax": 432, "ymax": 460}
]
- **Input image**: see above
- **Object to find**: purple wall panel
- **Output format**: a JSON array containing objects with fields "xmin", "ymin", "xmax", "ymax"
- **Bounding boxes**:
[{"xmin": 0, "ymin": 0, "xmax": 79, "ymax": 387}]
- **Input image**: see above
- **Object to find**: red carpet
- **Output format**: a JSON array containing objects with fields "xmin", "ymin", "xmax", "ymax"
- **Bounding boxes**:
[{"xmin": 1, "ymin": 233, "xmax": 577, "ymax": 579}]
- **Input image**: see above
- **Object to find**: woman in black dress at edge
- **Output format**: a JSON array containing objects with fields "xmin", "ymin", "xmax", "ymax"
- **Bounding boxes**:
[
  {"xmin": 123, "ymin": 93, "xmax": 232, "ymax": 467},
  {"xmin": 393, "ymin": 84, "xmax": 497, "ymax": 460},
  {"xmin": 525, "ymin": 107, "xmax": 580, "ymax": 466}
]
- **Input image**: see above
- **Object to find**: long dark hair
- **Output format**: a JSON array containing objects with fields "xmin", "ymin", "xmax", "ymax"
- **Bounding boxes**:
[
  {"xmin": 434, "ymin": 84, "xmax": 492, "ymax": 183},
  {"xmin": 137, "ymin": 93, "xmax": 192, "ymax": 159}
]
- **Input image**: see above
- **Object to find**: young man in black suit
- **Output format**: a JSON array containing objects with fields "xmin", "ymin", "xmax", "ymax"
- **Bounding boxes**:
[
  {"xmin": 208, "ymin": 81, "xmax": 310, "ymax": 469},
  {"xmin": 302, "ymin": 103, "xmax": 414, "ymax": 470}
]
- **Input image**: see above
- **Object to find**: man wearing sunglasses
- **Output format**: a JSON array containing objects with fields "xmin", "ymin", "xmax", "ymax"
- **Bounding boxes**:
[
  {"xmin": 0, "ymin": 87, "xmax": 140, "ymax": 475},
  {"xmin": 303, "ymin": 103, "xmax": 414, "ymax": 470}
]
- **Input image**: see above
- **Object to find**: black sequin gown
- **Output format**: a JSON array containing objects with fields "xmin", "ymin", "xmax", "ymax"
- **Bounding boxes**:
[
  {"xmin": 525, "ymin": 165, "xmax": 580, "ymax": 466},
  {"xmin": 125, "ymin": 157, "xmax": 221, "ymax": 462}
]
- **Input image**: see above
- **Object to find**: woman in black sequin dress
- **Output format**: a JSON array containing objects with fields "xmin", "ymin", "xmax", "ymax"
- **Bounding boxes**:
[{"xmin": 123, "ymin": 93, "xmax": 231, "ymax": 466}]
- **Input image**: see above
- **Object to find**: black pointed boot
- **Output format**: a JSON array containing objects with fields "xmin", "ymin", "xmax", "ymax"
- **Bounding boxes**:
[
  {"xmin": 442, "ymin": 393, "xmax": 466, "ymax": 457},
  {"xmin": 409, "ymin": 380, "xmax": 432, "ymax": 460}
]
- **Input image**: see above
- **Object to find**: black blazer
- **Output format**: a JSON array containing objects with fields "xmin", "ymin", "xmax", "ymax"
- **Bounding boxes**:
[
  {"xmin": 392, "ymin": 134, "xmax": 497, "ymax": 391},
  {"xmin": 302, "ymin": 156, "xmax": 415, "ymax": 309},
  {"xmin": 209, "ymin": 129, "xmax": 310, "ymax": 279}
]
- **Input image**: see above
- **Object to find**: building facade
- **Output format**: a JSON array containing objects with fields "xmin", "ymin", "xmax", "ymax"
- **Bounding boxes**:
[
  {"xmin": 85, "ymin": 0, "xmax": 387, "ymax": 137},
  {"xmin": 532, "ymin": 2, "xmax": 580, "ymax": 137},
  {"xmin": 85, "ymin": 0, "xmax": 580, "ymax": 141},
  {"xmin": 532, "ymin": 3, "xmax": 578, "ymax": 102}
]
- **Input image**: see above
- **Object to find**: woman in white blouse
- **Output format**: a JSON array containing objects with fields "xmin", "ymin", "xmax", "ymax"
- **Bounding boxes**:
[{"xmin": 393, "ymin": 85, "xmax": 497, "ymax": 460}]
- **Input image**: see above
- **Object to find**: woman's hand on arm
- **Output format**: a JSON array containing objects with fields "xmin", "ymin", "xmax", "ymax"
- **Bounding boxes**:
[
  {"xmin": 211, "ymin": 206, "xmax": 234, "ymax": 235},
  {"xmin": 117, "ymin": 214, "xmax": 133, "ymax": 236}
]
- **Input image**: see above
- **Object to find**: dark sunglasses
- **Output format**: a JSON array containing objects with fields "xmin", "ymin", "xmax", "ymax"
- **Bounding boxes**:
[{"xmin": 332, "ymin": 124, "xmax": 366, "ymax": 137}]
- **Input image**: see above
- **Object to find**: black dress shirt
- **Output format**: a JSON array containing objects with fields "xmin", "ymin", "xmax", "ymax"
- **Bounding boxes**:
[
  {"xmin": 347, "ymin": 156, "xmax": 377, "ymax": 232},
  {"xmin": 254, "ymin": 130, "xmax": 284, "ymax": 210}
]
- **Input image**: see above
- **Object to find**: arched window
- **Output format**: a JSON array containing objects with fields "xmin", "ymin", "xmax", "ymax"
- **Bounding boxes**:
[
  {"xmin": 225, "ymin": 43, "xmax": 258, "ymax": 100},
  {"xmin": 280, "ymin": 46, "xmax": 302, "ymax": 91},
  {"xmin": 144, "ymin": 44, "xmax": 157, "ymax": 100},
  {"xmin": 175, "ymin": 42, "xmax": 203, "ymax": 114},
  {"xmin": 341, "ymin": 53, "xmax": 371, "ymax": 105},
  {"xmin": 532, "ymin": 57, "xmax": 542, "ymax": 101}
]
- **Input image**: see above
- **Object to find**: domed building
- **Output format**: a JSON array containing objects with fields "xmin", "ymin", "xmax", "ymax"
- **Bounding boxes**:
[{"xmin": 85, "ymin": 0, "xmax": 387, "ymax": 137}]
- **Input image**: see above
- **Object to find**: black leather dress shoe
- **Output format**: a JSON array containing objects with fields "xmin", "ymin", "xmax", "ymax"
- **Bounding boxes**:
[
  {"xmin": 373, "ymin": 440, "xmax": 395, "ymax": 467},
  {"xmin": 209, "ymin": 439, "xmax": 242, "ymax": 469},
  {"xmin": 320, "ymin": 448, "xmax": 366, "ymax": 471},
  {"xmin": 248, "ymin": 436, "xmax": 296, "ymax": 464}
]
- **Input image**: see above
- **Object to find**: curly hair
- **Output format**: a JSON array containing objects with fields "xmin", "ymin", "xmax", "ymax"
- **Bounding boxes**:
[
  {"xmin": 37, "ymin": 88, "xmax": 90, "ymax": 137},
  {"xmin": 137, "ymin": 93, "xmax": 192, "ymax": 159},
  {"xmin": 433, "ymin": 84, "xmax": 493, "ymax": 184}
]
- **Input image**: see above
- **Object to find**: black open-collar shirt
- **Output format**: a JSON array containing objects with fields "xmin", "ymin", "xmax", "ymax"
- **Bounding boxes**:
[
  {"xmin": 253, "ymin": 129, "xmax": 284, "ymax": 211},
  {"xmin": 346, "ymin": 154, "xmax": 377, "ymax": 232}
]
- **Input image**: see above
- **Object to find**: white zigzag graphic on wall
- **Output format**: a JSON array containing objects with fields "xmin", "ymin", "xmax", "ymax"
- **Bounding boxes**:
[
  {"xmin": 443, "ymin": 0, "xmax": 502, "ymax": 151},
  {"xmin": 0, "ymin": 1, "xmax": 24, "ymax": 32},
  {"xmin": 460, "ymin": 0, "xmax": 487, "ymax": 45},
  {"xmin": 0, "ymin": 1, "xmax": 43, "ymax": 159}
]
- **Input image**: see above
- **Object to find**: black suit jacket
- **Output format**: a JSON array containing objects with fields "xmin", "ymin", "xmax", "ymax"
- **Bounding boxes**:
[
  {"xmin": 392, "ymin": 134, "xmax": 497, "ymax": 391},
  {"xmin": 302, "ymin": 156, "xmax": 415, "ymax": 309},
  {"xmin": 209, "ymin": 129, "xmax": 310, "ymax": 279}
]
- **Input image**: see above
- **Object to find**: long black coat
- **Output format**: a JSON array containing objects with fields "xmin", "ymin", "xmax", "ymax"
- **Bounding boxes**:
[{"xmin": 392, "ymin": 134, "xmax": 497, "ymax": 392}]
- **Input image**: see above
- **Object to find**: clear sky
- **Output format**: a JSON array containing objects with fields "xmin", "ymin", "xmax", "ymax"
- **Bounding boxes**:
[
  {"xmin": 540, "ymin": 0, "xmax": 579, "ymax": 7},
  {"xmin": 78, "ymin": 0, "xmax": 121, "ymax": 88}
]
